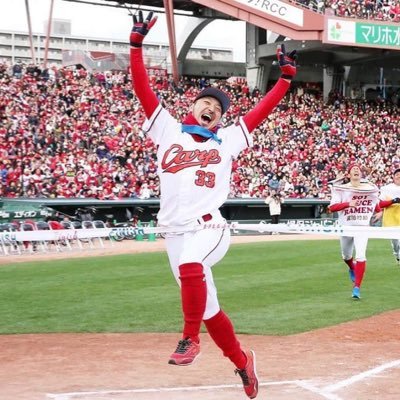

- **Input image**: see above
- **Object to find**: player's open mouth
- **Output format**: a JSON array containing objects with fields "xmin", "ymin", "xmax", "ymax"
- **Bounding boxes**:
[{"xmin": 201, "ymin": 113, "xmax": 212, "ymax": 123}]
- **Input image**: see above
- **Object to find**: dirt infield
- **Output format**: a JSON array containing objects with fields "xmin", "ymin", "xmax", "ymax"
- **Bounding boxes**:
[{"xmin": 1, "ymin": 235, "xmax": 399, "ymax": 400}]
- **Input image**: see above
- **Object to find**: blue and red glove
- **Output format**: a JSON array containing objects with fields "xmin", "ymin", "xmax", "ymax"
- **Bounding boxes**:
[
  {"xmin": 277, "ymin": 44, "xmax": 297, "ymax": 80},
  {"xmin": 130, "ymin": 10, "xmax": 157, "ymax": 48}
]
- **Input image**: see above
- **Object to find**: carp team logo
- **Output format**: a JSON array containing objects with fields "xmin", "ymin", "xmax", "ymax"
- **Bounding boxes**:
[{"xmin": 161, "ymin": 144, "xmax": 221, "ymax": 173}]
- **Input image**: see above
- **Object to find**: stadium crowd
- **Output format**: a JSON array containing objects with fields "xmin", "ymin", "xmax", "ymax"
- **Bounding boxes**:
[
  {"xmin": 325, "ymin": 0, "xmax": 400, "ymax": 20},
  {"xmin": 0, "ymin": 61, "xmax": 399, "ymax": 201},
  {"xmin": 294, "ymin": 0, "xmax": 400, "ymax": 21}
]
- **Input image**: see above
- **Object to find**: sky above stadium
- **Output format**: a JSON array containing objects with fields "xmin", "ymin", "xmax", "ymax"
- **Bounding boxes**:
[{"xmin": 1, "ymin": 0, "xmax": 246, "ymax": 61}]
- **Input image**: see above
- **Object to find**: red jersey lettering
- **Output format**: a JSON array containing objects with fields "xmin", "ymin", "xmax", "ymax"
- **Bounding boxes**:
[{"xmin": 161, "ymin": 144, "xmax": 221, "ymax": 173}]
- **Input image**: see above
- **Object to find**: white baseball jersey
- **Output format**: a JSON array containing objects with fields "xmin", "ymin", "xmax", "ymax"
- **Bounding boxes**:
[
  {"xmin": 379, "ymin": 183, "xmax": 400, "ymax": 227},
  {"xmin": 330, "ymin": 183, "xmax": 379, "ymax": 226},
  {"xmin": 142, "ymin": 105, "xmax": 253, "ymax": 226}
]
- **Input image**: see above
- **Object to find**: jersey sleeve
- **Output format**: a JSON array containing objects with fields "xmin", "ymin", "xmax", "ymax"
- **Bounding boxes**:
[
  {"xmin": 219, "ymin": 117, "xmax": 253, "ymax": 158},
  {"xmin": 379, "ymin": 199, "xmax": 393, "ymax": 208},
  {"xmin": 130, "ymin": 47, "xmax": 159, "ymax": 118},
  {"xmin": 141, "ymin": 105, "xmax": 178, "ymax": 145},
  {"xmin": 242, "ymin": 78, "xmax": 290, "ymax": 133},
  {"xmin": 329, "ymin": 202, "xmax": 350, "ymax": 212}
]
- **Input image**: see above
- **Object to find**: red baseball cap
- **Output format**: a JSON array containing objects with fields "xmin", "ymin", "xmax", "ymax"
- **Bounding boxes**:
[{"xmin": 348, "ymin": 162, "xmax": 360, "ymax": 173}]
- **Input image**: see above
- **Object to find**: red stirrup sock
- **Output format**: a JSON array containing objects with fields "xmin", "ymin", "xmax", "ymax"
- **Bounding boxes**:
[
  {"xmin": 344, "ymin": 257, "xmax": 354, "ymax": 270},
  {"xmin": 179, "ymin": 263, "xmax": 207, "ymax": 344},
  {"xmin": 204, "ymin": 309, "xmax": 247, "ymax": 369},
  {"xmin": 354, "ymin": 260, "xmax": 366, "ymax": 288}
]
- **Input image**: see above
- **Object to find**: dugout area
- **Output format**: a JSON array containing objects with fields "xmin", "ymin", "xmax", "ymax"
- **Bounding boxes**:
[{"xmin": 0, "ymin": 197, "xmax": 329, "ymax": 224}]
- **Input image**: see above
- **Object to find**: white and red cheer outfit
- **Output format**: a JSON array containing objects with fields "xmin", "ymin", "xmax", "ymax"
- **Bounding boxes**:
[
  {"xmin": 131, "ymin": 37, "xmax": 291, "ymax": 373},
  {"xmin": 329, "ymin": 182, "xmax": 380, "ymax": 292}
]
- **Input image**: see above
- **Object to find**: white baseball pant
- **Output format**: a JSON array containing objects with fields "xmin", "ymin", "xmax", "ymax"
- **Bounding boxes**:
[
  {"xmin": 340, "ymin": 235, "xmax": 368, "ymax": 262},
  {"xmin": 165, "ymin": 213, "xmax": 230, "ymax": 320}
]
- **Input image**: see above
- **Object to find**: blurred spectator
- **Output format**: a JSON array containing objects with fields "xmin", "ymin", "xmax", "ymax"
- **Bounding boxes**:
[
  {"xmin": 12, "ymin": 61, "xmax": 22, "ymax": 78},
  {"xmin": 325, "ymin": 0, "xmax": 400, "ymax": 21},
  {"xmin": 265, "ymin": 190, "xmax": 284, "ymax": 231}
]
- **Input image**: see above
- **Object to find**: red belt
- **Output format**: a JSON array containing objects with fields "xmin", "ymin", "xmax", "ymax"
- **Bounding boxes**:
[{"xmin": 201, "ymin": 213, "xmax": 212, "ymax": 222}]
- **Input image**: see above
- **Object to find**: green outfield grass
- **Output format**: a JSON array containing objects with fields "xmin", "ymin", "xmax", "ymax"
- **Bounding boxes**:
[{"xmin": 0, "ymin": 239, "xmax": 399, "ymax": 335}]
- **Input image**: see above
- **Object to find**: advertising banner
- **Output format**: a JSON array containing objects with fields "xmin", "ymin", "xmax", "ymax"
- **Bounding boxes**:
[
  {"xmin": 0, "ymin": 201, "xmax": 55, "ymax": 221},
  {"xmin": 234, "ymin": 0, "xmax": 304, "ymax": 27},
  {"xmin": 325, "ymin": 17, "xmax": 400, "ymax": 50}
]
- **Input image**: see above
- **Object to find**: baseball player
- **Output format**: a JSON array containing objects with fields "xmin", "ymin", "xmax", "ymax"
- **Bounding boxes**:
[
  {"xmin": 329, "ymin": 163, "xmax": 393, "ymax": 299},
  {"xmin": 130, "ymin": 11, "xmax": 297, "ymax": 399},
  {"xmin": 376, "ymin": 168, "xmax": 400, "ymax": 264}
]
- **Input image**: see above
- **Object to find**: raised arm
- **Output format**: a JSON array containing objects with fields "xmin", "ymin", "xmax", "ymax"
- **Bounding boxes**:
[
  {"xmin": 130, "ymin": 11, "xmax": 159, "ymax": 119},
  {"xmin": 380, "ymin": 198, "xmax": 400, "ymax": 208},
  {"xmin": 243, "ymin": 44, "xmax": 297, "ymax": 133},
  {"xmin": 329, "ymin": 201, "xmax": 354, "ymax": 213}
]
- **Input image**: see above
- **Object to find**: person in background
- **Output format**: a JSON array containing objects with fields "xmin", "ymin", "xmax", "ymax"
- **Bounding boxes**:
[
  {"xmin": 46, "ymin": 216, "xmax": 64, "ymax": 230},
  {"xmin": 328, "ymin": 163, "xmax": 394, "ymax": 299},
  {"xmin": 375, "ymin": 168, "xmax": 400, "ymax": 265},
  {"xmin": 264, "ymin": 190, "xmax": 283, "ymax": 234}
]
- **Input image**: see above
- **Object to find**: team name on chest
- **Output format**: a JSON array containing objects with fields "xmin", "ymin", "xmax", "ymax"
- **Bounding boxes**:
[{"xmin": 161, "ymin": 144, "xmax": 221, "ymax": 173}]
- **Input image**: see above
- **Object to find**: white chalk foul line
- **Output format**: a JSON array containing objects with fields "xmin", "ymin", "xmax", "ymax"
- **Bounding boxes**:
[
  {"xmin": 295, "ymin": 380, "xmax": 344, "ymax": 400},
  {"xmin": 294, "ymin": 359, "xmax": 400, "ymax": 399},
  {"xmin": 46, "ymin": 360, "xmax": 400, "ymax": 400},
  {"xmin": 46, "ymin": 380, "xmax": 299, "ymax": 399},
  {"xmin": 322, "ymin": 359, "xmax": 400, "ymax": 393}
]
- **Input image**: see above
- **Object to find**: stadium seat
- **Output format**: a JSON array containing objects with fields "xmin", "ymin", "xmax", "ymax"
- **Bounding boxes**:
[
  {"xmin": 20, "ymin": 222, "xmax": 41, "ymax": 253},
  {"xmin": 60, "ymin": 221, "xmax": 73, "ymax": 229},
  {"xmin": 71, "ymin": 221, "xmax": 82, "ymax": 229},
  {"xmin": 20, "ymin": 222, "xmax": 35, "ymax": 231},
  {"xmin": 58, "ymin": 220, "xmax": 83, "ymax": 250},
  {"xmin": 93, "ymin": 220, "xmax": 111, "ymax": 246},
  {"xmin": 0, "ymin": 223, "xmax": 21, "ymax": 255},
  {"xmin": 47, "ymin": 220, "xmax": 73, "ymax": 252},
  {"xmin": 81, "ymin": 220, "xmax": 94, "ymax": 229},
  {"xmin": 35, "ymin": 221, "xmax": 50, "ymax": 230},
  {"xmin": 93, "ymin": 220, "xmax": 106, "ymax": 229},
  {"xmin": 81, "ymin": 220, "xmax": 104, "ymax": 248}
]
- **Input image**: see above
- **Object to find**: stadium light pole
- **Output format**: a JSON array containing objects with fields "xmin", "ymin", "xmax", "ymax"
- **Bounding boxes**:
[
  {"xmin": 43, "ymin": 0, "xmax": 55, "ymax": 70},
  {"xmin": 24, "ymin": 0, "xmax": 36, "ymax": 64},
  {"xmin": 163, "ymin": 0, "xmax": 179, "ymax": 84}
]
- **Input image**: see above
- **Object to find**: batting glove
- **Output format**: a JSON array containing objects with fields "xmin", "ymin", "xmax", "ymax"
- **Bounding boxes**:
[
  {"xmin": 130, "ymin": 11, "xmax": 157, "ymax": 48},
  {"xmin": 392, "ymin": 197, "xmax": 400, "ymax": 204},
  {"xmin": 277, "ymin": 44, "xmax": 297, "ymax": 80}
]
